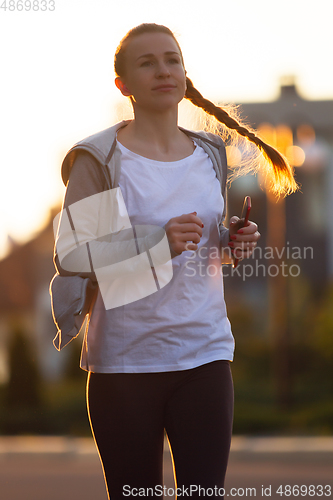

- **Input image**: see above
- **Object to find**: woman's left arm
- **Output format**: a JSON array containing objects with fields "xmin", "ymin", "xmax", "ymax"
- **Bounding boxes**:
[{"xmin": 227, "ymin": 217, "xmax": 261, "ymax": 260}]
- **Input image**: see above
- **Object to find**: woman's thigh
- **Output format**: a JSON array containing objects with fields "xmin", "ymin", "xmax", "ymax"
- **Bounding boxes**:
[
  {"xmin": 164, "ymin": 361, "xmax": 234, "ymax": 494},
  {"xmin": 86, "ymin": 371, "xmax": 166, "ymax": 498}
]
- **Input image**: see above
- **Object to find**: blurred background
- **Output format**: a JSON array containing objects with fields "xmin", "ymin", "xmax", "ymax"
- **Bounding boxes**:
[{"xmin": 0, "ymin": 1, "xmax": 332, "ymax": 496}]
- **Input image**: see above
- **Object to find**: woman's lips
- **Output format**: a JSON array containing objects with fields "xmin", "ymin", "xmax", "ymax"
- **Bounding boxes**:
[{"xmin": 152, "ymin": 85, "xmax": 176, "ymax": 91}]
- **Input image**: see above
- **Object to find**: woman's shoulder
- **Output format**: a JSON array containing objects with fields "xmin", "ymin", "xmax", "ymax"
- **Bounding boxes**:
[
  {"xmin": 63, "ymin": 152, "xmax": 106, "ymax": 206},
  {"xmin": 61, "ymin": 120, "xmax": 131, "ymax": 185}
]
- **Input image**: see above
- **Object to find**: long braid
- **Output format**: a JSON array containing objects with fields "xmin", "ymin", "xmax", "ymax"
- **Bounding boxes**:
[{"xmin": 185, "ymin": 77, "xmax": 298, "ymax": 195}]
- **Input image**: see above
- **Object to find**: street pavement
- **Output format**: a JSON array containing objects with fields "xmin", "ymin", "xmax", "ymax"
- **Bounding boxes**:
[{"xmin": 0, "ymin": 436, "xmax": 332, "ymax": 499}]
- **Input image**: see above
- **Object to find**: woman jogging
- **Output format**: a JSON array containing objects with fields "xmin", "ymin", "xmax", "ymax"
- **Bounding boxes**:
[{"xmin": 53, "ymin": 23, "xmax": 297, "ymax": 499}]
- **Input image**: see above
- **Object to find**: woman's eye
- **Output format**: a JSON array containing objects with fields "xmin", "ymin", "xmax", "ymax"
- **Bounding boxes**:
[{"xmin": 140, "ymin": 58, "xmax": 179, "ymax": 67}]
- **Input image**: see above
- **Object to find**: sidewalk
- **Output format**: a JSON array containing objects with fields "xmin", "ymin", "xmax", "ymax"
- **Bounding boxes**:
[
  {"xmin": 0, "ymin": 436, "xmax": 332, "ymax": 500},
  {"xmin": 0, "ymin": 435, "xmax": 333, "ymax": 455}
]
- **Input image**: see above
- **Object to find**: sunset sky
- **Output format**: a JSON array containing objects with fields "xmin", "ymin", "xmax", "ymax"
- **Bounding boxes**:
[{"xmin": 0, "ymin": 0, "xmax": 332, "ymax": 259}]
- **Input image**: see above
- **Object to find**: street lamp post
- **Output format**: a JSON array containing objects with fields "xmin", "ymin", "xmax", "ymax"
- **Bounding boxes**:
[{"xmin": 259, "ymin": 124, "xmax": 293, "ymax": 410}]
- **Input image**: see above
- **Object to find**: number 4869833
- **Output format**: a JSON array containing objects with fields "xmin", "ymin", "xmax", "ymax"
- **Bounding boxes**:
[{"xmin": 0, "ymin": 0, "xmax": 55, "ymax": 11}]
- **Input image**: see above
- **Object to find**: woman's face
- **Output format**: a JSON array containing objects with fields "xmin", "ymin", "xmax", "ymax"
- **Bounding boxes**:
[{"xmin": 115, "ymin": 32, "xmax": 187, "ymax": 112}]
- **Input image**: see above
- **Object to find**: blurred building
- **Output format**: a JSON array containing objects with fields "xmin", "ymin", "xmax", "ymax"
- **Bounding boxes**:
[
  {"xmin": 226, "ymin": 77, "xmax": 333, "ymax": 290},
  {"xmin": 0, "ymin": 208, "xmax": 67, "ymax": 383},
  {"xmin": 225, "ymin": 79, "xmax": 333, "ymax": 407}
]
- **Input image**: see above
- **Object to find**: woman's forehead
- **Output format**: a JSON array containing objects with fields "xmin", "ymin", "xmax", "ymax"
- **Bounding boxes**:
[{"xmin": 126, "ymin": 33, "xmax": 181, "ymax": 60}]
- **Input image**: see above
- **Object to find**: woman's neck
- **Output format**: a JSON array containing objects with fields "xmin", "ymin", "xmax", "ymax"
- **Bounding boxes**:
[
  {"xmin": 128, "ymin": 106, "xmax": 180, "ymax": 150},
  {"xmin": 117, "ymin": 105, "xmax": 195, "ymax": 161}
]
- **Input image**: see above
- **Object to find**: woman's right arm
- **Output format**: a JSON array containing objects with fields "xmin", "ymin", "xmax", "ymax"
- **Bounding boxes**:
[
  {"xmin": 54, "ymin": 152, "xmax": 102, "ymax": 278},
  {"xmin": 54, "ymin": 152, "xmax": 171, "ymax": 280}
]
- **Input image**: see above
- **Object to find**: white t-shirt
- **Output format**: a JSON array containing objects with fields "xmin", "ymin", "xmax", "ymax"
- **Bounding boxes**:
[{"xmin": 80, "ymin": 139, "xmax": 234, "ymax": 373}]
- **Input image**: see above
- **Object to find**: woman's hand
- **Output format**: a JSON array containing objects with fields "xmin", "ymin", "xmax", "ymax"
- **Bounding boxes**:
[
  {"xmin": 164, "ymin": 212, "xmax": 203, "ymax": 256},
  {"xmin": 228, "ymin": 216, "xmax": 260, "ymax": 260}
]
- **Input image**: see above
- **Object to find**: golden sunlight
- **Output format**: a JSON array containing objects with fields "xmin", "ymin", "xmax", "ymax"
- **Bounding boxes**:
[
  {"xmin": 286, "ymin": 145, "xmax": 306, "ymax": 167},
  {"xmin": 225, "ymin": 146, "xmax": 242, "ymax": 168}
]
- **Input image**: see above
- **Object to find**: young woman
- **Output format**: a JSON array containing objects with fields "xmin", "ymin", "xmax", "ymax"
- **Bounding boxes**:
[{"xmin": 54, "ymin": 23, "xmax": 296, "ymax": 499}]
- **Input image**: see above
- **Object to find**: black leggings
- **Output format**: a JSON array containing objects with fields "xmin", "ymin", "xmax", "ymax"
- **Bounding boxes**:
[{"xmin": 86, "ymin": 360, "xmax": 234, "ymax": 499}]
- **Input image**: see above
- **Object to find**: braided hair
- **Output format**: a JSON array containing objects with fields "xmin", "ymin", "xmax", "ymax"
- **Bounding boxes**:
[{"xmin": 114, "ymin": 23, "xmax": 298, "ymax": 196}]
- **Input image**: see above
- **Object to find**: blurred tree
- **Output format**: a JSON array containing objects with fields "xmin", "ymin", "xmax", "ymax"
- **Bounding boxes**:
[
  {"xmin": 311, "ymin": 284, "xmax": 333, "ymax": 391},
  {"xmin": 2, "ymin": 324, "xmax": 43, "ymax": 433},
  {"xmin": 64, "ymin": 339, "xmax": 87, "ymax": 381}
]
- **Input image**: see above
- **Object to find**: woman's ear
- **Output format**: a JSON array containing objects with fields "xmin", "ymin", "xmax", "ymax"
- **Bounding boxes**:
[{"xmin": 115, "ymin": 77, "xmax": 131, "ymax": 96}]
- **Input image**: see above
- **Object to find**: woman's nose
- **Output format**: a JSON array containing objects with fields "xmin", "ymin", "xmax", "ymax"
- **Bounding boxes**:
[{"xmin": 156, "ymin": 62, "xmax": 170, "ymax": 77}]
